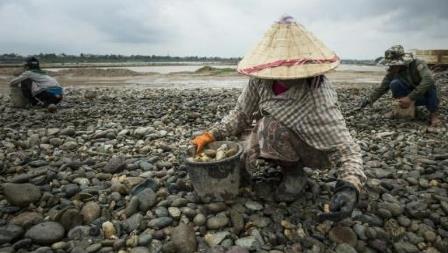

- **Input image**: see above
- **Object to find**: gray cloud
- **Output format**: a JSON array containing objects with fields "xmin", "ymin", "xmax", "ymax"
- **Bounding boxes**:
[
  {"xmin": 59, "ymin": 0, "xmax": 170, "ymax": 44},
  {"xmin": 0, "ymin": 0, "xmax": 446, "ymax": 58}
]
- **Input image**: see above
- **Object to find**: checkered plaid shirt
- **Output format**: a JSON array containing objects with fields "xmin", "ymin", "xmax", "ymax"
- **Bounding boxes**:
[{"xmin": 210, "ymin": 77, "xmax": 366, "ymax": 191}]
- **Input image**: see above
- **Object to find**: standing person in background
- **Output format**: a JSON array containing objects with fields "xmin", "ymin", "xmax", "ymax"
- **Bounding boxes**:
[{"xmin": 9, "ymin": 56, "xmax": 64, "ymax": 110}]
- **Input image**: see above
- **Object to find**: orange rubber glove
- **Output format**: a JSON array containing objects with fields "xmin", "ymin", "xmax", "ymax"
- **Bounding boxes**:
[{"xmin": 192, "ymin": 132, "xmax": 215, "ymax": 153}]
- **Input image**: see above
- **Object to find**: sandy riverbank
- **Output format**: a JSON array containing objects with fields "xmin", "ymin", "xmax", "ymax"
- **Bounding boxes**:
[{"xmin": 0, "ymin": 65, "xmax": 386, "ymax": 94}]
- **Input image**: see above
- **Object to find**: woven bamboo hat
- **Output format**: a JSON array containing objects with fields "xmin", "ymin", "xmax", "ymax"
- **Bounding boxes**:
[{"xmin": 237, "ymin": 16, "xmax": 340, "ymax": 79}]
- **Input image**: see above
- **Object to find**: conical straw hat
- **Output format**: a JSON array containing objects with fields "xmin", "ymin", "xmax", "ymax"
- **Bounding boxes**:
[{"xmin": 237, "ymin": 16, "xmax": 340, "ymax": 79}]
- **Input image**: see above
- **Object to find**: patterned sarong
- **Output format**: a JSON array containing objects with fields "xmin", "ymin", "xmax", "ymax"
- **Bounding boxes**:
[{"xmin": 244, "ymin": 116, "xmax": 330, "ymax": 175}]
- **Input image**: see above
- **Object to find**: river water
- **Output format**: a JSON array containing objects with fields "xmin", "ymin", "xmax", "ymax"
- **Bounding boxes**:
[
  {"xmin": 49, "ymin": 64, "xmax": 385, "ymax": 74},
  {"xmin": 49, "ymin": 65, "xmax": 237, "ymax": 74}
]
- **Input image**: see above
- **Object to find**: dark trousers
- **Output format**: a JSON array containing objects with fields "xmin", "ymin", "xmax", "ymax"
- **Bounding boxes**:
[
  {"xmin": 20, "ymin": 79, "xmax": 62, "ymax": 106},
  {"xmin": 389, "ymin": 78, "xmax": 438, "ymax": 112}
]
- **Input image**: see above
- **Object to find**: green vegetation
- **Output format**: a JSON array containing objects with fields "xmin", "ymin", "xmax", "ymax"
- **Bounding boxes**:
[
  {"xmin": 0, "ymin": 53, "xmax": 378, "ymax": 66},
  {"xmin": 0, "ymin": 53, "xmax": 241, "ymax": 65}
]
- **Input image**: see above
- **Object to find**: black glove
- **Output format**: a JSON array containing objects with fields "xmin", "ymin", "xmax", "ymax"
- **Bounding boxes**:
[
  {"xmin": 317, "ymin": 181, "xmax": 358, "ymax": 222},
  {"xmin": 359, "ymin": 98, "xmax": 369, "ymax": 109}
]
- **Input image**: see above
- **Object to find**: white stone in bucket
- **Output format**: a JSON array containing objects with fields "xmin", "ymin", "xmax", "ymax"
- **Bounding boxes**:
[{"xmin": 9, "ymin": 85, "xmax": 29, "ymax": 108}]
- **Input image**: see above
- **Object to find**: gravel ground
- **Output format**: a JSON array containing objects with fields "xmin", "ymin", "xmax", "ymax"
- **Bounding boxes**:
[{"xmin": 0, "ymin": 72, "xmax": 447, "ymax": 253}]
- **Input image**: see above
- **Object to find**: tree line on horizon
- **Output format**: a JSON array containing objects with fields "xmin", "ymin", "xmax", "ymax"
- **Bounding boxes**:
[
  {"xmin": 0, "ymin": 53, "xmax": 378, "ymax": 65},
  {"xmin": 0, "ymin": 53, "xmax": 241, "ymax": 64}
]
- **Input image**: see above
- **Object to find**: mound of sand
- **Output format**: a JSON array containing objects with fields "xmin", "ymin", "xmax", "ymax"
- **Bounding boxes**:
[
  {"xmin": 194, "ymin": 66, "xmax": 236, "ymax": 75},
  {"xmin": 0, "ymin": 67, "xmax": 22, "ymax": 76},
  {"xmin": 54, "ymin": 68, "xmax": 147, "ymax": 77}
]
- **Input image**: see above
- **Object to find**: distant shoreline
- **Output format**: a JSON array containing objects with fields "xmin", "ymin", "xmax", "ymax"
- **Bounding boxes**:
[
  {"xmin": 0, "ymin": 62, "xmax": 238, "ymax": 69},
  {"xmin": 0, "ymin": 61, "xmax": 378, "ymax": 69},
  {"xmin": 0, "ymin": 58, "xmax": 379, "ymax": 69}
]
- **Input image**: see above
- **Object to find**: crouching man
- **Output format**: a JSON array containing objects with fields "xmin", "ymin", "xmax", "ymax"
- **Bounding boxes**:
[
  {"xmin": 359, "ymin": 45, "xmax": 440, "ymax": 126},
  {"xmin": 9, "ymin": 56, "xmax": 63, "ymax": 108}
]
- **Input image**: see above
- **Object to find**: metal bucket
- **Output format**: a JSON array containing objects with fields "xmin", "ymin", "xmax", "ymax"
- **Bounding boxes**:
[
  {"xmin": 185, "ymin": 141, "xmax": 243, "ymax": 203},
  {"xmin": 9, "ymin": 86, "xmax": 29, "ymax": 108}
]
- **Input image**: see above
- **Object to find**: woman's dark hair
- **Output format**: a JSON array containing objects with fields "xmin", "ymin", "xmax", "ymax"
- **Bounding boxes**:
[
  {"xmin": 307, "ymin": 75, "xmax": 325, "ymax": 88},
  {"xmin": 24, "ymin": 56, "xmax": 40, "ymax": 70}
]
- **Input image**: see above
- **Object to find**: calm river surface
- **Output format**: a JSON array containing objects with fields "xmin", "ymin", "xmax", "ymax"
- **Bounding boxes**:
[{"xmin": 49, "ymin": 64, "xmax": 384, "ymax": 74}]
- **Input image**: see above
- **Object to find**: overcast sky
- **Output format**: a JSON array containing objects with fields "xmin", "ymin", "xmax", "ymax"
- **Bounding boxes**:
[{"xmin": 0, "ymin": 0, "xmax": 446, "ymax": 59}]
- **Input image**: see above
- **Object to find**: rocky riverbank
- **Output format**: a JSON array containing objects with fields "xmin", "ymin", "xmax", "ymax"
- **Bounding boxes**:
[{"xmin": 0, "ymin": 79, "xmax": 447, "ymax": 252}]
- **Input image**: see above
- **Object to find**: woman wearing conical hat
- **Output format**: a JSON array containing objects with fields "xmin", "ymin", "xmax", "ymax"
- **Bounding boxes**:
[{"xmin": 193, "ymin": 16, "xmax": 366, "ymax": 221}]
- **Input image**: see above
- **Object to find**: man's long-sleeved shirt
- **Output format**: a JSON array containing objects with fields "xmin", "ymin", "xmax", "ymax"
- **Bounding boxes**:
[
  {"xmin": 210, "ymin": 77, "xmax": 366, "ymax": 191},
  {"xmin": 369, "ymin": 59, "xmax": 436, "ymax": 103},
  {"xmin": 9, "ymin": 70, "xmax": 61, "ymax": 96}
]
